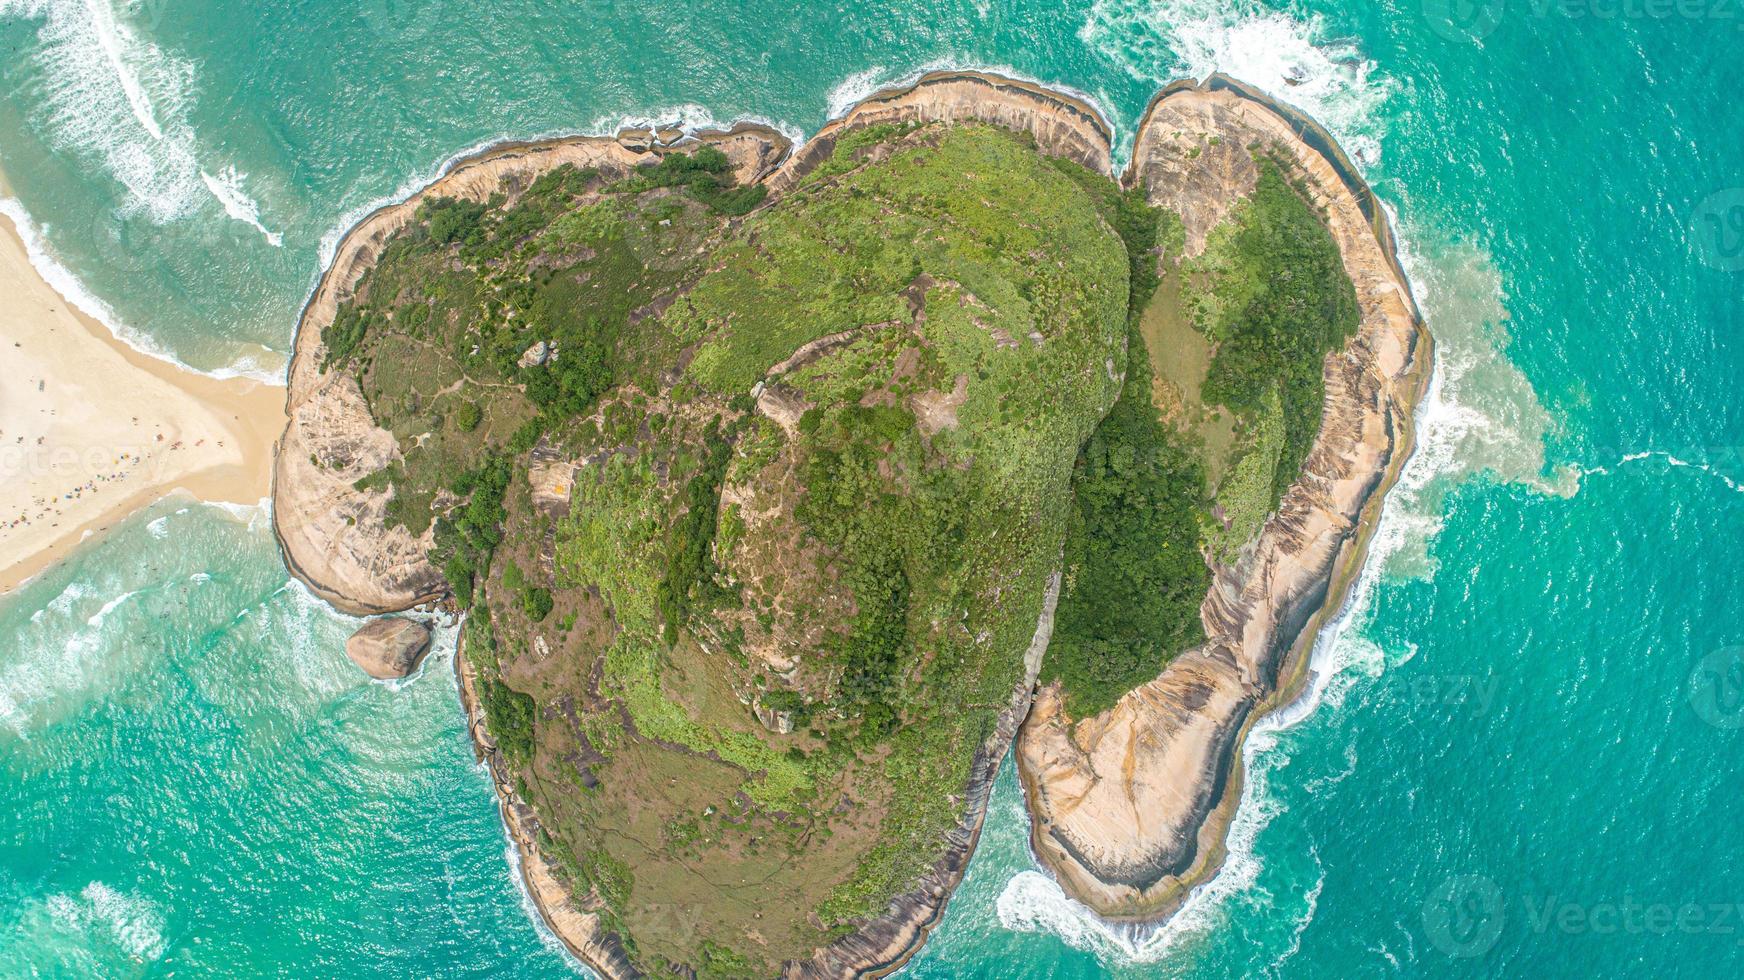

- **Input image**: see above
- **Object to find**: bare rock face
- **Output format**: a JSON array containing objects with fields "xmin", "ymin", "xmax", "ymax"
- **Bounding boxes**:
[
  {"xmin": 766, "ymin": 70, "xmax": 1114, "ymax": 195},
  {"xmin": 344, "ymin": 617, "xmax": 433, "ymax": 679},
  {"xmin": 518, "ymin": 340, "xmax": 552, "ymax": 368}
]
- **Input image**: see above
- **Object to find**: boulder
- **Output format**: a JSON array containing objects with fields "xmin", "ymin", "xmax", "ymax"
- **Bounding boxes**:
[
  {"xmin": 344, "ymin": 617, "xmax": 433, "ymax": 679},
  {"xmin": 518, "ymin": 340, "xmax": 551, "ymax": 368}
]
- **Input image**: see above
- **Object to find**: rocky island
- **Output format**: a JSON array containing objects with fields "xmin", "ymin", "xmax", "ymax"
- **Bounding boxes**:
[{"xmin": 273, "ymin": 70, "xmax": 1428, "ymax": 977}]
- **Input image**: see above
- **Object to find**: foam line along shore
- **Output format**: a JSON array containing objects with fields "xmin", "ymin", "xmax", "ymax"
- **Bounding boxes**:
[{"xmin": 0, "ymin": 198, "xmax": 284, "ymax": 594}]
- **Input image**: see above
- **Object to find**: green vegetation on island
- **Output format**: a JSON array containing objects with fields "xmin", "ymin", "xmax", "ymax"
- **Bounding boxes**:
[{"xmin": 322, "ymin": 119, "xmax": 1357, "ymax": 974}]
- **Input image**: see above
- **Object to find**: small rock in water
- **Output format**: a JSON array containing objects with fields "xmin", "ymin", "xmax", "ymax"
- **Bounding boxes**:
[{"xmin": 344, "ymin": 617, "xmax": 433, "ymax": 679}]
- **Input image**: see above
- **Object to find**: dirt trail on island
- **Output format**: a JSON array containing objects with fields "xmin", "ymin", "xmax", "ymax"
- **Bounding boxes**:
[{"xmin": 1015, "ymin": 75, "xmax": 1431, "ymax": 922}]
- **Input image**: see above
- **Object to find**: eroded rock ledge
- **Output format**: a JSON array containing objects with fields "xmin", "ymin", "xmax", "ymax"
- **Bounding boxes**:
[
  {"xmin": 1014, "ymin": 74, "xmax": 1432, "ymax": 922},
  {"xmin": 275, "ymin": 70, "xmax": 1110, "ymax": 979}
]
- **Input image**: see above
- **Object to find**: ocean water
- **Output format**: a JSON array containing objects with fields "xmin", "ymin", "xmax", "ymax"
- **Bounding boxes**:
[{"xmin": 3, "ymin": 0, "xmax": 1743, "ymax": 976}]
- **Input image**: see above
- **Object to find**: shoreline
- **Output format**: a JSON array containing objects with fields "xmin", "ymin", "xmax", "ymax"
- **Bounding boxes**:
[
  {"xmin": 1015, "ymin": 76, "xmax": 1433, "ymax": 923},
  {"xmin": 0, "ymin": 209, "xmax": 284, "ymax": 596},
  {"xmin": 451, "ymin": 633, "xmax": 643, "ymax": 979}
]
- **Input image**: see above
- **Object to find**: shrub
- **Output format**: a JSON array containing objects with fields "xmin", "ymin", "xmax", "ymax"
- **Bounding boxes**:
[
  {"xmin": 421, "ymin": 196, "xmax": 490, "ymax": 247},
  {"xmin": 1045, "ymin": 323, "xmax": 1210, "ymax": 717},
  {"xmin": 521, "ymin": 587, "xmax": 554, "ymax": 622},
  {"xmin": 480, "ymin": 677, "xmax": 537, "ymax": 763}
]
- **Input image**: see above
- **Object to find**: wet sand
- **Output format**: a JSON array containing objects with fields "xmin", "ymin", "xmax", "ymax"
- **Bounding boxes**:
[{"xmin": 0, "ymin": 210, "xmax": 284, "ymax": 594}]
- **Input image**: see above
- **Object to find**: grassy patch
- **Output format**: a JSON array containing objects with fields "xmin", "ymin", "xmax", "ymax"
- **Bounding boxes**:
[{"xmin": 1189, "ymin": 157, "xmax": 1359, "ymax": 499}]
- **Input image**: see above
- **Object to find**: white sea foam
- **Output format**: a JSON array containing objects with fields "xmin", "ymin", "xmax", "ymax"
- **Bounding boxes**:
[
  {"xmin": 85, "ymin": 588, "xmax": 136, "ymax": 627},
  {"xmin": 1378, "ymin": 226, "xmax": 1576, "ymax": 574},
  {"xmin": 376, "ymin": 614, "xmax": 457, "ymax": 693},
  {"xmin": 0, "ymin": 196, "xmax": 287, "ymax": 384},
  {"xmin": 1, "ymin": 0, "xmax": 202, "ymax": 222},
  {"xmin": 256, "ymin": 574, "xmax": 361, "ymax": 697},
  {"xmin": 4, "ymin": 577, "xmax": 116, "ymax": 735},
  {"xmin": 820, "ymin": 58, "xmax": 1121, "ymax": 149},
  {"xmin": 1608, "ymin": 451, "xmax": 1744, "ymax": 494},
  {"xmin": 0, "ymin": 1, "xmax": 290, "ymax": 383},
  {"xmin": 200, "ymin": 495, "xmax": 272, "ymax": 531},
  {"xmin": 1080, "ymin": 0, "xmax": 1391, "ymax": 165},
  {"xmin": 43, "ymin": 579, "xmax": 93, "ymax": 617},
  {"xmin": 496, "ymin": 804, "xmax": 585, "ymax": 969},
  {"xmin": 314, "ymin": 130, "xmax": 560, "ymax": 274},
  {"xmin": 46, "ymin": 881, "xmax": 167, "ymax": 961},
  {"xmin": 200, "ymin": 166, "xmax": 284, "ymax": 246},
  {"xmin": 825, "ymin": 66, "xmax": 891, "ymax": 120},
  {"xmin": 589, "ymin": 102, "xmax": 805, "ymax": 147}
]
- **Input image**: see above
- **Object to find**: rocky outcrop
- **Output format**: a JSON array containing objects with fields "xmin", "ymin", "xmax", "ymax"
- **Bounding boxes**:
[
  {"xmin": 1015, "ymin": 75, "xmax": 1432, "ymax": 921},
  {"xmin": 343, "ymin": 617, "xmax": 433, "ymax": 679},
  {"xmin": 450, "ymin": 572, "xmax": 1059, "ymax": 980},
  {"xmin": 793, "ymin": 571, "xmax": 1061, "ymax": 980},
  {"xmin": 454, "ymin": 641, "xmax": 642, "ymax": 980},
  {"xmin": 766, "ymin": 70, "xmax": 1113, "ymax": 195}
]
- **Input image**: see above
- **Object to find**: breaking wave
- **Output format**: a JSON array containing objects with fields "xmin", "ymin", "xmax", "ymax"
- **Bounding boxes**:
[
  {"xmin": 821, "ymin": 58, "xmax": 1121, "ymax": 145},
  {"xmin": 45, "ymin": 881, "xmax": 168, "ymax": 962},
  {"xmin": 200, "ymin": 166, "xmax": 284, "ymax": 246},
  {"xmin": 1080, "ymin": 0, "xmax": 1391, "ymax": 165},
  {"xmin": 0, "ymin": 0, "xmax": 203, "ymax": 222}
]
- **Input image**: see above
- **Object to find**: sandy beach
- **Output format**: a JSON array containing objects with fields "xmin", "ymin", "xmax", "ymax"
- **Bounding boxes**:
[{"xmin": 0, "ymin": 210, "xmax": 285, "ymax": 594}]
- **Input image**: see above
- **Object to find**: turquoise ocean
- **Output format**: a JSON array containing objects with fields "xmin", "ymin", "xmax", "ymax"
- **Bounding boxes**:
[{"xmin": 4, "ymin": 0, "xmax": 1743, "ymax": 975}]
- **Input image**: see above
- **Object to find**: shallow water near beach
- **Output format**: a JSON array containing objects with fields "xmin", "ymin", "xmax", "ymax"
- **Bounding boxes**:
[{"xmin": 4, "ymin": 0, "xmax": 1744, "ymax": 976}]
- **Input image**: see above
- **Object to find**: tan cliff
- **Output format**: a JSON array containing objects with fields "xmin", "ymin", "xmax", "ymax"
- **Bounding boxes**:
[
  {"xmin": 274, "ymin": 70, "xmax": 1113, "ymax": 978},
  {"xmin": 1015, "ymin": 75, "xmax": 1432, "ymax": 921}
]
